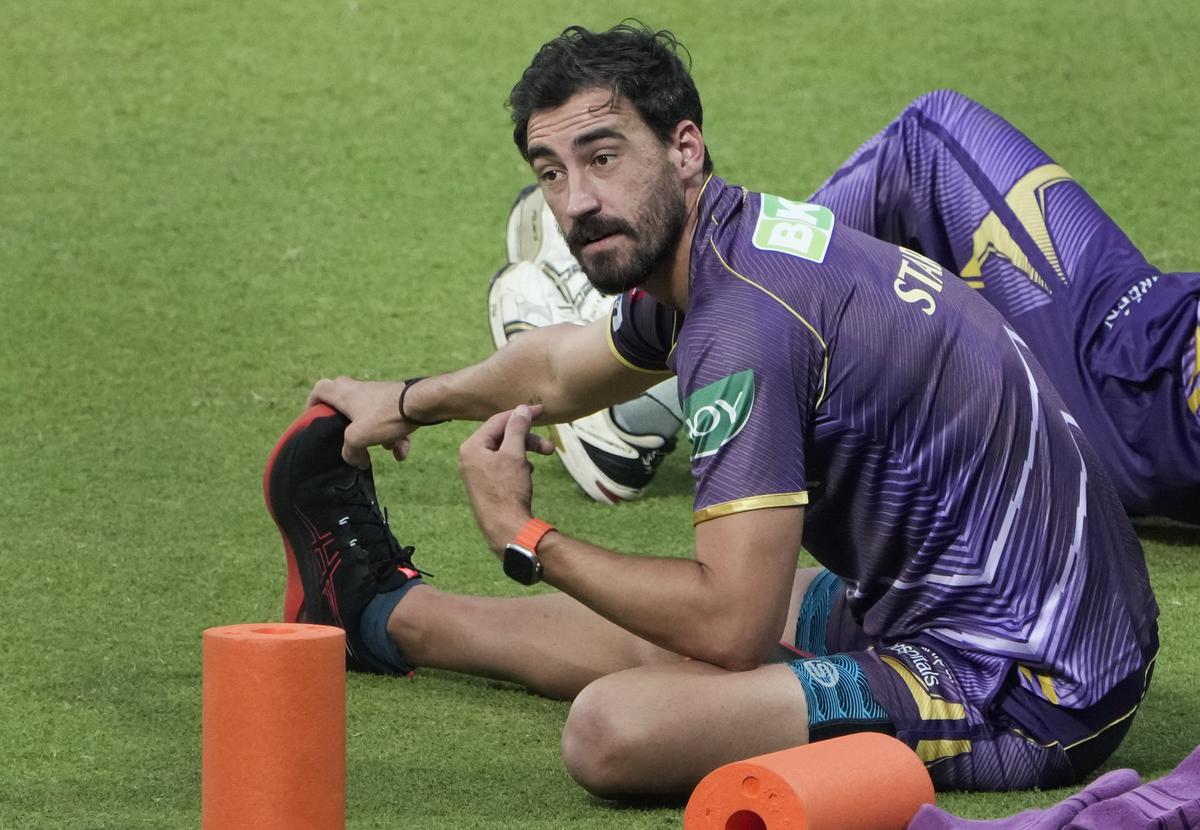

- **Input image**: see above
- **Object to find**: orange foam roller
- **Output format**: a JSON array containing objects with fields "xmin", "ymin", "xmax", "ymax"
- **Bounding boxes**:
[
  {"xmin": 202, "ymin": 623, "xmax": 346, "ymax": 830},
  {"xmin": 684, "ymin": 733, "xmax": 934, "ymax": 830}
]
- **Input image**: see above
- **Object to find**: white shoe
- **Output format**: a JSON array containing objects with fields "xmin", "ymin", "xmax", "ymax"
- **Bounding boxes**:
[
  {"xmin": 489, "ymin": 188, "xmax": 678, "ymax": 503},
  {"xmin": 547, "ymin": 409, "xmax": 676, "ymax": 504},
  {"xmin": 504, "ymin": 185, "xmax": 610, "ymax": 322},
  {"xmin": 487, "ymin": 260, "xmax": 589, "ymax": 348}
]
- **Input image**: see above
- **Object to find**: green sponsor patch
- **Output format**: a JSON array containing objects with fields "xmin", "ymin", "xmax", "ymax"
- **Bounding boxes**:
[
  {"xmin": 752, "ymin": 194, "xmax": 835, "ymax": 263},
  {"xmin": 683, "ymin": 369, "xmax": 755, "ymax": 459}
]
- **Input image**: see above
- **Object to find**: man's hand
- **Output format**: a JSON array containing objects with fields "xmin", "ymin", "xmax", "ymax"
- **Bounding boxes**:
[
  {"xmin": 459, "ymin": 405, "xmax": 555, "ymax": 555},
  {"xmin": 307, "ymin": 376, "xmax": 416, "ymax": 467}
]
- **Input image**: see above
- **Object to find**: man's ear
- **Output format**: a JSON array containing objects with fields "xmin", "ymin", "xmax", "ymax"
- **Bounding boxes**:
[{"xmin": 670, "ymin": 120, "xmax": 706, "ymax": 181}]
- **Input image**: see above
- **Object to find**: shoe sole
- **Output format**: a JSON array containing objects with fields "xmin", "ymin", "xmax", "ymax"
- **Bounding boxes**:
[
  {"xmin": 263, "ymin": 403, "xmax": 344, "ymax": 623},
  {"xmin": 549, "ymin": 422, "xmax": 644, "ymax": 504}
]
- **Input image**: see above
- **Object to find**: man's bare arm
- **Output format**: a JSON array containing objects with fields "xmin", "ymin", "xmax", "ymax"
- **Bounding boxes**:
[
  {"xmin": 307, "ymin": 316, "xmax": 666, "ymax": 466},
  {"xmin": 402, "ymin": 317, "xmax": 663, "ymax": 424},
  {"xmin": 536, "ymin": 507, "xmax": 804, "ymax": 670},
  {"xmin": 459, "ymin": 406, "xmax": 804, "ymax": 671}
]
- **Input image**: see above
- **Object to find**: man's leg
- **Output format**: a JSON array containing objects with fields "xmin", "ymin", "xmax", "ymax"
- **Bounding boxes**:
[
  {"xmin": 554, "ymin": 569, "xmax": 852, "ymax": 799},
  {"xmin": 557, "ymin": 566, "xmax": 1151, "ymax": 798},
  {"xmin": 386, "ymin": 587, "xmax": 680, "ymax": 700},
  {"xmin": 554, "ymin": 608, "xmax": 1152, "ymax": 798},
  {"xmin": 561, "ymin": 659, "xmax": 809, "ymax": 797},
  {"xmin": 383, "ymin": 567, "xmax": 824, "ymax": 702},
  {"xmin": 808, "ymin": 89, "xmax": 1200, "ymax": 521}
]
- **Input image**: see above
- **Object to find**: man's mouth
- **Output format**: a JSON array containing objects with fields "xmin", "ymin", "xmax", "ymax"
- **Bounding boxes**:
[{"xmin": 581, "ymin": 232, "xmax": 621, "ymax": 251}]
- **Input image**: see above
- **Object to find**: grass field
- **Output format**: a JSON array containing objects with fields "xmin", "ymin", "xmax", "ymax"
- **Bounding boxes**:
[{"xmin": 3, "ymin": 1, "xmax": 1199, "ymax": 827}]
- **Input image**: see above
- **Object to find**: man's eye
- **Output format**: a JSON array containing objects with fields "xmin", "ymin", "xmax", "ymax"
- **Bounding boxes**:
[
  {"xmin": 540, "ymin": 169, "xmax": 561, "ymax": 183},
  {"xmin": 594, "ymin": 154, "xmax": 612, "ymax": 166}
]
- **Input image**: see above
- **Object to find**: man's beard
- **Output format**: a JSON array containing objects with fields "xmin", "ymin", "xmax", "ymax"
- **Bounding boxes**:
[{"xmin": 565, "ymin": 171, "xmax": 687, "ymax": 296}]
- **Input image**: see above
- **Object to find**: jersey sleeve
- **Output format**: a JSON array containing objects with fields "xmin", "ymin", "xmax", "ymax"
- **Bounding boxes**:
[
  {"xmin": 606, "ymin": 288, "xmax": 678, "ymax": 374},
  {"xmin": 682, "ymin": 292, "xmax": 826, "ymax": 524}
]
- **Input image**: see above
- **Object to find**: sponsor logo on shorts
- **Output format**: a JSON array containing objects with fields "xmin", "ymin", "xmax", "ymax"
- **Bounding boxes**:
[
  {"xmin": 803, "ymin": 659, "xmax": 841, "ymax": 688},
  {"xmin": 885, "ymin": 643, "xmax": 945, "ymax": 688},
  {"xmin": 752, "ymin": 195, "xmax": 835, "ymax": 263},
  {"xmin": 682, "ymin": 369, "xmax": 755, "ymax": 459}
]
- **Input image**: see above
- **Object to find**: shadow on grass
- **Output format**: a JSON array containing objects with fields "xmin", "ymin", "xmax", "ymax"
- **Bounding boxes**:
[
  {"xmin": 1131, "ymin": 516, "xmax": 1200, "ymax": 547},
  {"xmin": 587, "ymin": 792, "xmax": 685, "ymax": 812}
]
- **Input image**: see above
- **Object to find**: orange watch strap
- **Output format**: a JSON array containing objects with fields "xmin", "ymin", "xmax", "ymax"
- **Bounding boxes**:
[{"xmin": 514, "ymin": 518, "xmax": 556, "ymax": 551}]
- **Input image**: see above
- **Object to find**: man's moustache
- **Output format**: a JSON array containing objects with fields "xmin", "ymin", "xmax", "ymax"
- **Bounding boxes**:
[{"xmin": 567, "ymin": 217, "xmax": 636, "ymax": 248}]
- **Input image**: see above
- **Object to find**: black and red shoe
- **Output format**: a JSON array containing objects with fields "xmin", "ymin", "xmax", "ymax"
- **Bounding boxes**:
[{"xmin": 263, "ymin": 404, "xmax": 423, "ymax": 674}]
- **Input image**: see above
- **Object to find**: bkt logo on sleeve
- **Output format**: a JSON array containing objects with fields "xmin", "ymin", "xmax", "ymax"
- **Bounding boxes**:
[{"xmin": 682, "ymin": 369, "xmax": 756, "ymax": 459}]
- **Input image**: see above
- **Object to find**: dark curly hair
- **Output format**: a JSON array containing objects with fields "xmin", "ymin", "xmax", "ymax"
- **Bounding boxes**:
[{"xmin": 508, "ymin": 23, "xmax": 714, "ymax": 174}]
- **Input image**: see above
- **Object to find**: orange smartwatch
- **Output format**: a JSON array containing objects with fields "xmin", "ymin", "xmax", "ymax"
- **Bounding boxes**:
[{"xmin": 503, "ymin": 518, "xmax": 556, "ymax": 585}]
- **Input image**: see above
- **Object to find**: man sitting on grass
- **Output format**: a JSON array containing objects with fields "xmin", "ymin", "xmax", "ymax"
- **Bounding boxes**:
[{"xmin": 265, "ymin": 23, "xmax": 1158, "ymax": 796}]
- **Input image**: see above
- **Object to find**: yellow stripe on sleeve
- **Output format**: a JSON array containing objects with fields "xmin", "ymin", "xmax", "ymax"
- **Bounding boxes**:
[
  {"xmin": 605, "ymin": 320, "xmax": 674, "ymax": 375},
  {"xmin": 692, "ymin": 492, "xmax": 808, "ymax": 524}
]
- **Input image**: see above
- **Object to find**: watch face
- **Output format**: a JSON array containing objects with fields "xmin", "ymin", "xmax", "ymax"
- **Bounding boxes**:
[{"xmin": 503, "ymin": 544, "xmax": 542, "ymax": 585}]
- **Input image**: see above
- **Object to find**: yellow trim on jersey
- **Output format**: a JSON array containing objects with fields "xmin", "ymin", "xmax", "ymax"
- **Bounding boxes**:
[
  {"xmin": 1063, "ymin": 650, "xmax": 1156, "ymax": 751},
  {"xmin": 1012, "ymin": 705, "xmax": 1142, "ymax": 753},
  {"xmin": 1064, "ymin": 705, "xmax": 1138, "ymax": 750},
  {"xmin": 1011, "ymin": 651, "xmax": 1156, "ymax": 753},
  {"xmin": 1194, "ymin": 325, "xmax": 1199, "ymax": 376},
  {"xmin": 960, "ymin": 163, "xmax": 1073, "ymax": 291},
  {"xmin": 1038, "ymin": 672, "xmax": 1059, "ymax": 705},
  {"xmin": 915, "ymin": 739, "xmax": 972, "ymax": 764},
  {"xmin": 605, "ymin": 319, "xmax": 674, "ymax": 375},
  {"xmin": 665, "ymin": 309, "xmax": 681, "ymax": 363},
  {"xmin": 1017, "ymin": 665, "xmax": 1060, "ymax": 705},
  {"xmin": 692, "ymin": 492, "xmax": 808, "ymax": 524},
  {"xmin": 708, "ymin": 241, "xmax": 831, "ymax": 408},
  {"xmin": 880, "ymin": 655, "xmax": 967, "ymax": 721},
  {"xmin": 695, "ymin": 172, "xmax": 716, "ymax": 213},
  {"xmin": 1190, "ymin": 325, "xmax": 1200, "ymax": 413}
]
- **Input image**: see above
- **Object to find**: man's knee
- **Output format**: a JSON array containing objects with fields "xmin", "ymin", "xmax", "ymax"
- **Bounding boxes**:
[
  {"xmin": 560, "ymin": 678, "xmax": 647, "ymax": 798},
  {"xmin": 902, "ymin": 88, "xmax": 985, "ymax": 122}
]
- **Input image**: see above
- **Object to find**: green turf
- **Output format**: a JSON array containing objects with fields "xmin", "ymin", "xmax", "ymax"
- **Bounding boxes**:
[{"xmin": 2, "ymin": 1, "xmax": 1198, "ymax": 827}]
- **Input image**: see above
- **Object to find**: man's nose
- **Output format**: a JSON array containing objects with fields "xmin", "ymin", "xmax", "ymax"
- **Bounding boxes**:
[{"xmin": 566, "ymin": 177, "xmax": 601, "ymax": 220}]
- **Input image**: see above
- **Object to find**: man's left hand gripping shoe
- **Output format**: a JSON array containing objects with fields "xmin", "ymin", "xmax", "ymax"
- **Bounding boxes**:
[{"xmin": 263, "ymin": 404, "xmax": 424, "ymax": 675}]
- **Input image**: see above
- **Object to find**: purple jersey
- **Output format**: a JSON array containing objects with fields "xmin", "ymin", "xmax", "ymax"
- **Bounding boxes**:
[
  {"xmin": 807, "ymin": 89, "xmax": 1200, "ymax": 522},
  {"xmin": 609, "ymin": 175, "xmax": 1157, "ymax": 709}
]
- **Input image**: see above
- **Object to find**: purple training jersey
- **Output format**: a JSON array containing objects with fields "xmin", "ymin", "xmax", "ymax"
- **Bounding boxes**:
[
  {"xmin": 807, "ymin": 89, "xmax": 1200, "ymax": 522},
  {"xmin": 608, "ymin": 175, "xmax": 1158, "ymax": 710}
]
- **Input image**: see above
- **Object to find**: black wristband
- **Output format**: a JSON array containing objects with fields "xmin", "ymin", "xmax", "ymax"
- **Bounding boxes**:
[{"xmin": 398, "ymin": 377, "xmax": 449, "ymax": 426}]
